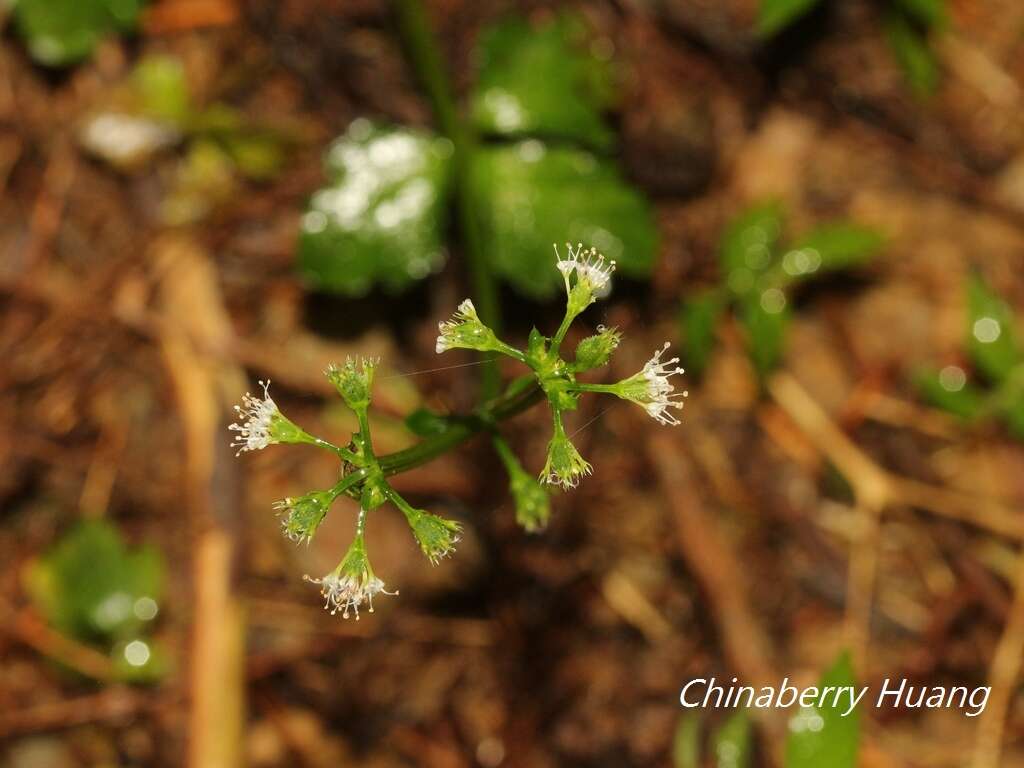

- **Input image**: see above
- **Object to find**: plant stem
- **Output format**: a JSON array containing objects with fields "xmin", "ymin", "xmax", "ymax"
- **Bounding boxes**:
[
  {"xmin": 395, "ymin": 0, "xmax": 501, "ymax": 398},
  {"xmin": 378, "ymin": 381, "xmax": 543, "ymax": 476}
]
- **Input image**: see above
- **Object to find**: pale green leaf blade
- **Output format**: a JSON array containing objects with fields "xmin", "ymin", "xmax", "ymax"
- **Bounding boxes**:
[
  {"xmin": 13, "ymin": 0, "xmax": 146, "ymax": 66},
  {"xmin": 712, "ymin": 710, "xmax": 754, "ymax": 768},
  {"xmin": 680, "ymin": 290, "xmax": 724, "ymax": 376},
  {"xmin": 757, "ymin": 0, "xmax": 823, "ymax": 38},
  {"xmin": 298, "ymin": 122, "xmax": 454, "ymax": 296},
  {"xmin": 783, "ymin": 223, "xmax": 882, "ymax": 278},
  {"xmin": 740, "ymin": 288, "xmax": 790, "ymax": 378},
  {"xmin": 472, "ymin": 142, "xmax": 657, "ymax": 299},
  {"xmin": 471, "ymin": 16, "xmax": 614, "ymax": 150},
  {"xmin": 784, "ymin": 652, "xmax": 860, "ymax": 768},
  {"xmin": 967, "ymin": 276, "xmax": 1019, "ymax": 383},
  {"xmin": 721, "ymin": 203, "xmax": 784, "ymax": 294}
]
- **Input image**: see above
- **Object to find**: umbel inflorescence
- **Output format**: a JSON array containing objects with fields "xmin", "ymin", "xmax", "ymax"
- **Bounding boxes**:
[{"xmin": 232, "ymin": 243, "xmax": 688, "ymax": 618}]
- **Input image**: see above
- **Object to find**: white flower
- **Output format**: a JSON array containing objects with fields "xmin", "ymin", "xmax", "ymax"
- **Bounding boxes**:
[
  {"xmin": 303, "ymin": 571, "xmax": 395, "ymax": 620},
  {"xmin": 229, "ymin": 381, "xmax": 280, "ymax": 455},
  {"xmin": 555, "ymin": 242, "xmax": 616, "ymax": 297},
  {"xmin": 615, "ymin": 342, "xmax": 689, "ymax": 426},
  {"xmin": 436, "ymin": 298, "xmax": 498, "ymax": 354}
]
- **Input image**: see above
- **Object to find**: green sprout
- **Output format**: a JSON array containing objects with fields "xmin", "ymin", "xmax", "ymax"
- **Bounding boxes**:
[
  {"xmin": 916, "ymin": 275, "xmax": 1024, "ymax": 438},
  {"xmin": 233, "ymin": 244, "xmax": 688, "ymax": 617},
  {"xmin": 679, "ymin": 202, "xmax": 883, "ymax": 381}
]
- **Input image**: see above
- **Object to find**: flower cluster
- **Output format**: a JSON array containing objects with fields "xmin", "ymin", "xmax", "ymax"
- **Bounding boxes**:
[
  {"xmin": 437, "ymin": 242, "xmax": 688, "ymax": 491},
  {"xmin": 232, "ymin": 241, "xmax": 688, "ymax": 618}
]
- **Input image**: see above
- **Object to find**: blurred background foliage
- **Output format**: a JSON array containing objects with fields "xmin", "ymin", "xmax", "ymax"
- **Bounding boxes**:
[{"xmin": 3, "ymin": 0, "xmax": 1024, "ymax": 766}]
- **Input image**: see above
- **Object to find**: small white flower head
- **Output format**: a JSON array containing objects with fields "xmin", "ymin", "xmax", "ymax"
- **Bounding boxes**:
[
  {"xmin": 326, "ymin": 357, "xmax": 378, "ymax": 412},
  {"xmin": 229, "ymin": 381, "xmax": 305, "ymax": 455},
  {"xmin": 555, "ymin": 242, "xmax": 616, "ymax": 308},
  {"xmin": 304, "ymin": 534, "xmax": 396, "ymax": 620},
  {"xmin": 435, "ymin": 298, "xmax": 500, "ymax": 354},
  {"xmin": 510, "ymin": 471, "xmax": 551, "ymax": 532},
  {"xmin": 273, "ymin": 489, "xmax": 335, "ymax": 544},
  {"xmin": 540, "ymin": 420, "xmax": 592, "ymax": 489},
  {"xmin": 614, "ymin": 342, "xmax": 689, "ymax": 426}
]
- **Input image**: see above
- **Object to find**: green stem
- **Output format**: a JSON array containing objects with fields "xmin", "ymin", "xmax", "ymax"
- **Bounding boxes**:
[
  {"xmin": 378, "ymin": 380, "xmax": 544, "ymax": 476},
  {"xmin": 395, "ymin": 0, "xmax": 501, "ymax": 399},
  {"xmin": 300, "ymin": 434, "xmax": 358, "ymax": 463},
  {"xmin": 570, "ymin": 382, "xmax": 620, "ymax": 395}
]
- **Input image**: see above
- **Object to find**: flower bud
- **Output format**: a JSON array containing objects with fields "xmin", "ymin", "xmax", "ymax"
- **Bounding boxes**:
[
  {"xmin": 326, "ymin": 358, "xmax": 377, "ymax": 412},
  {"xmin": 540, "ymin": 417, "xmax": 592, "ymax": 489},
  {"xmin": 510, "ymin": 472, "xmax": 551, "ymax": 532},
  {"xmin": 273, "ymin": 489, "xmax": 335, "ymax": 544},
  {"xmin": 573, "ymin": 325, "xmax": 621, "ymax": 372},
  {"xmin": 408, "ymin": 511, "xmax": 461, "ymax": 564}
]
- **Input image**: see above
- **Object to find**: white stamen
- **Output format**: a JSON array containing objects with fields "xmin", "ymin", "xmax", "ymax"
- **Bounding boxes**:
[
  {"xmin": 640, "ymin": 342, "xmax": 688, "ymax": 426},
  {"xmin": 303, "ymin": 572, "xmax": 397, "ymax": 620},
  {"xmin": 555, "ymin": 242, "xmax": 616, "ymax": 295},
  {"xmin": 229, "ymin": 380, "xmax": 279, "ymax": 455}
]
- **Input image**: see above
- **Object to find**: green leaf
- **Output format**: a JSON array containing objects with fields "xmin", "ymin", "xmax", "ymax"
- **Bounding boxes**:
[
  {"xmin": 12, "ymin": 0, "xmax": 146, "ymax": 67},
  {"xmin": 1000, "ymin": 396, "xmax": 1024, "ymax": 441},
  {"xmin": 757, "ymin": 0, "xmax": 823, "ymax": 38},
  {"xmin": 680, "ymin": 290, "xmax": 725, "ymax": 376},
  {"xmin": 893, "ymin": 0, "xmax": 947, "ymax": 28},
  {"xmin": 471, "ymin": 16, "xmax": 614, "ymax": 151},
  {"xmin": 967, "ymin": 276, "xmax": 1020, "ymax": 383},
  {"xmin": 782, "ymin": 223, "xmax": 882, "ymax": 279},
  {"xmin": 298, "ymin": 121, "xmax": 454, "ymax": 296},
  {"xmin": 26, "ymin": 520, "xmax": 164, "ymax": 643},
  {"xmin": 712, "ymin": 710, "xmax": 754, "ymax": 768},
  {"xmin": 472, "ymin": 141, "xmax": 657, "ymax": 299},
  {"xmin": 672, "ymin": 712, "xmax": 702, "ymax": 768},
  {"xmin": 405, "ymin": 408, "xmax": 451, "ymax": 437},
  {"xmin": 132, "ymin": 55, "xmax": 191, "ymax": 125},
  {"xmin": 914, "ymin": 368, "xmax": 985, "ymax": 420},
  {"xmin": 785, "ymin": 652, "xmax": 860, "ymax": 768},
  {"xmin": 721, "ymin": 203, "xmax": 784, "ymax": 295},
  {"xmin": 739, "ymin": 287, "xmax": 790, "ymax": 378},
  {"xmin": 111, "ymin": 637, "xmax": 169, "ymax": 683},
  {"xmin": 884, "ymin": 11, "xmax": 940, "ymax": 97}
]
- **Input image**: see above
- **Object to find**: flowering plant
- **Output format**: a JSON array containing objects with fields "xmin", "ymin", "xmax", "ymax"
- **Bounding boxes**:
[{"xmin": 232, "ymin": 244, "xmax": 687, "ymax": 618}]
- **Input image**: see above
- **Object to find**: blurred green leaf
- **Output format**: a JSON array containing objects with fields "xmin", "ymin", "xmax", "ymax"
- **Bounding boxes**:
[
  {"xmin": 721, "ymin": 203, "xmax": 784, "ymax": 294},
  {"xmin": 298, "ymin": 121, "xmax": 454, "ymax": 296},
  {"xmin": 12, "ymin": 0, "xmax": 145, "ymax": 66},
  {"xmin": 1000, "ymin": 395, "xmax": 1024, "ymax": 440},
  {"xmin": 757, "ymin": 0, "xmax": 823, "ymax": 38},
  {"xmin": 784, "ymin": 652, "xmax": 860, "ymax": 768},
  {"xmin": 405, "ymin": 407, "xmax": 452, "ymax": 437},
  {"xmin": 672, "ymin": 712, "xmax": 702, "ymax": 768},
  {"xmin": 967, "ymin": 276, "xmax": 1020, "ymax": 383},
  {"xmin": 471, "ymin": 141, "xmax": 657, "ymax": 299},
  {"xmin": 220, "ymin": 132, "xmax": 288, "ymax": 181},
  {"xmin": 471, "ymin": 16, "xmax": 614, "ymax": 151},
  {"xmin": 914, "ymin": 368, "xmax": 985, "ymax": 420},
  {"xmin": 111, "ymin": 637, "xmax": 169, "ymax": 683},
  {"xmin": 712, "ymin": 710, "xmax": 754, "ymax": 768},
  {"xmin": 680, "ymin": 290, "xmax": 725, "ymax": 376},
  {"xmin": 783, "ymin": 223, "xmax": 882, "ymax": 278},
  {"xmin": 739, "ymin": 288, "xmax": 790, "ymax": 378},
  {"xmin": 132, "ymin": 55, "xmax": 191, "ymax": 125},
  {"xmin": 26, "ymin": 520, "xmax": 164, "ymax": 642},
  {"xmin": 893, "ymin": 0, "xmax": 947, "ymax": 28},
  {"xmin": 884, "ymin": 11, "xmax": 940, "ymax": 97}
]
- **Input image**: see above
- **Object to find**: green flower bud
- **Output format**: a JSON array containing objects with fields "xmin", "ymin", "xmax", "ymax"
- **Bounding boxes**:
[
  {"xmin": 408, "ymin": 511, "xmax": 461, "ymax": 564},
  {"xmin": 573, "ymin": 325, "xmax": 621, "ymax": 372},
  {"xmin": 273, "ymin": 489, "xmax": 335, "ymax": 544},
  {"xmin": 510, "ymin": 471, "xmax": 551, "ymax": 532},
  {"xmin": 326, "ymin": 358, "xmax": 377, "ymax": 412},
  {"xmin": 540, "ymin": 416, "xmax": 592, "ymax": 489}
]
